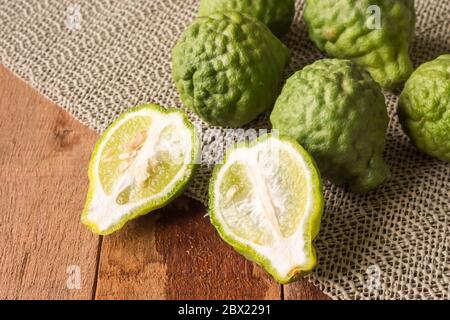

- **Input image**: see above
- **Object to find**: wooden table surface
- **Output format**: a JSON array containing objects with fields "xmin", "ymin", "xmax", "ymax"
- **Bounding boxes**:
[{"xmin": 0, "ymin": 64, "xmax": 329, "ymax": 300}]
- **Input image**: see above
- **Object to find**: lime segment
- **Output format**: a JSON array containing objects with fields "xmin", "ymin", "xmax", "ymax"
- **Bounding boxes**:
[
  {"xmin": 209, "ymin": 134, "xmax": 324, "ymax": 284},
  {"xmin": 82, "ymin": 104, "xmax": 199, "ymax": 235}
]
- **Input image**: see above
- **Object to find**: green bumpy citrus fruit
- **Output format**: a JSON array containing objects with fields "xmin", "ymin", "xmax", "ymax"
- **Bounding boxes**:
[
  {"xmin": 172, "ymin": 12, "xmax": 290, "ymax": 128},
  {"xmin": 398, "ymin": 55, "xmax": 450, "ymax": 162},
  {"xmin": 198, "ymin": 0, "xmax": 295, "ymax": 37},
  {"xmin": 303, "ymin": 0, "xmax": 416, "ymax": 89},
  {"xmin": 270, "ymin": 59, "xmax": 391, "ymax": 193}
]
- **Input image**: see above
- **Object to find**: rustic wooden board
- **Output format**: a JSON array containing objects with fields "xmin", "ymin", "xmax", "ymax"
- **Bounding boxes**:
[
  {"xmin": 0, "ymin": 64, "xmax": 328, "ymax": 300},
  {"xmin": 284, "ymin": 281, "xmax": 329, "ymax": 300},
  {"xmin": 95, "ymin": 197, "xmax": 281, "ymax": 300},
  {"xmin": 0, "ymin": 66, "xmax": 100, "ymax": 299}
]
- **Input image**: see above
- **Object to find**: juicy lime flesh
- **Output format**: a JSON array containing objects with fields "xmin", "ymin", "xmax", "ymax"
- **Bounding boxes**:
[
  {"xmin": 99, "ymin": 115, "xmax": 152, "ymax": 195},
  {"xmin": 219, "ymin": 162, "xmax": 276, "ymax": 246},
  {"xmin": 98, "ymin": 119, "xmax": 187, "ymax": 206},
  {"xmin": 217, "ymin": 145, "xmax": 309, "ymax": 247}
]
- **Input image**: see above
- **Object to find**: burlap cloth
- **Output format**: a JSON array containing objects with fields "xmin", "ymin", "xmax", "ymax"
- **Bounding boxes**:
[{"xmin": 1, "ymin": 0, "xmax": 449, "ymax": 300}]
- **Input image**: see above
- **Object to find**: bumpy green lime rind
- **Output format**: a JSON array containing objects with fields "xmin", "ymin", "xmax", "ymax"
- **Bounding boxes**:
[
  {"xmin": 209, "ymin": 134, "xmax": 324, "ymax": 284},
  {"xmin": 172, "ymin": 12, "xmax": 290, "ymax": 128},
  {"xmin": 303, "ymin": 0, "xmax": 416, "ymax": 89},
  {"xmin": 398, "ymin": 55, "xmax": 450, "ymax": 162},
  {"xmin": 82, "ymin": 104, "xmax": 200, "ymax": 235},
  {"xmin": 270, "ymin": 59, "xmax": 391, "ymax": 194},
  {"xmin": 198, "ymin": 0, "xmax": 295, "ymax": 37}
]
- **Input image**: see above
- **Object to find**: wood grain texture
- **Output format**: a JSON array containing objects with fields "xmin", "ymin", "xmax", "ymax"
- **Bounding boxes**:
[
  {"xmin": 0, "ymin": 64, "xmax": 327, "ymax": 300},
  {"xmin": 96, "ymin": 197, "xmax": 281, "ymax": 300},
  {"xmin": 0, "ymin": 65, "xmax": 100, "ymax": 299},
  {"xmin": 284, "ymin": 281, "xmax": 330, "ymax": 300}
]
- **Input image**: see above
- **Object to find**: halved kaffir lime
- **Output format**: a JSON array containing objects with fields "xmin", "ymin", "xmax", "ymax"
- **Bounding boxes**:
[
  {"xmin": 82, "ymin": 104, "xmax": 199, "ymax": 235},
  {"xmin": 209, "ymin": 134, "xmax": 324, "ymax": 283}
]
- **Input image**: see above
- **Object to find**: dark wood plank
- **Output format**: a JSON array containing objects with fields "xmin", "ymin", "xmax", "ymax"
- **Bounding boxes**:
[
  {"xmin": 0, "ymin": 65, "xmax": 100, "ymax": 299},
  {"xmin": 95, "ymin": 198, "xmax": 281, "ymax": 300},
  {"xmin": 284, "ymin": 280, "xmax": 330, "ymax": 300}
]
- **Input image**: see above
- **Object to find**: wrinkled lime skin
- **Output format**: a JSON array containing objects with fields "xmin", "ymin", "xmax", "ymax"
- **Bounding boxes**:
[
  {"xmin": 172, "ymin": 12, "xmax": 290, "ymax": 128},
  {"xmin": 398, "ymin": 55, "xmax": 450, "ymax": 162},
  {"xmin": 198, "ymin": 0, "xmax": 295, "ymax": 37},
  {"xmin": 304, "ymin": 0, "xmax": 416, "ymax": 89},
  {"xmin": 270, "ymin": 59, "xmax": 391, "ymax": 193}
]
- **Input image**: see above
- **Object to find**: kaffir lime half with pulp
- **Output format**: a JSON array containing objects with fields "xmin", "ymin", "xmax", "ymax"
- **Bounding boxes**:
[
  {"xmin": 209, "ymin": 134, "xmax": 324, "ymax": 284},
  {"xmin": 82, "ymin": 104, "xmax": 200, "ymax": 235}
]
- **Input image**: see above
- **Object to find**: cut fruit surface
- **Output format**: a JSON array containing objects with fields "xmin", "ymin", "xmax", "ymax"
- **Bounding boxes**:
[
  {"xmin": 209, "ymin": 134, "xmax": 324, "ymax": 284},
  {"xmin": 82, "ymin": 104, "xmax": 199, "ymax": 235}
]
